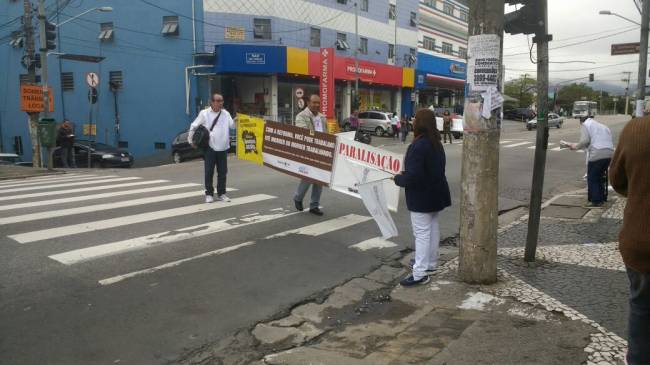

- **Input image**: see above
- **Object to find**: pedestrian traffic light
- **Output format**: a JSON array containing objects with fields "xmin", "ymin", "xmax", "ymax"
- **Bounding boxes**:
[
  {"xmin": 43, "ymin": 20, "xmax": 56, "ymax": 51},
  {"xmin": 589, "ymin": 73, "xmax": 594, "ymax": 82},
  {"xmin": 504, "ymin": 1, "xmax": 543, "ymax": 35}
]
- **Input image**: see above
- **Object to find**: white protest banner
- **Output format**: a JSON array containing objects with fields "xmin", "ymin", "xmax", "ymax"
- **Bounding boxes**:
[
  {"xmin": 331, "ymin": 134, "xmax": 402, "ymax": 212},
  {"xmin": 357, "ymin": 177, "xmax": 398, "ymax": 239}
]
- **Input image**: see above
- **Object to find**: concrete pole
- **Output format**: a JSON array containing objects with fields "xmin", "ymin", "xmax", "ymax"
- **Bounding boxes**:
[
  {"xmin": 458, "ymin": 0, "xmax": 504, "ymax": 284},
  {"xmin": 270, "ymin": 74, "xmax": 278, "ymax": 121},
  {"xmin": 636, "ymin": 0, "xmax": 650, "ymax": 117},
  {"xmin": 624, "ymin": 72, "xmax": 631, "ymax": 116},
  {"xmin": 38, "ymin": 0, "xmax": 54, "ymax": 170},
  {"xmin": 524, "ymin": 0, "xmax": 550, "ymax": 262},
  {"xmin": 22, "ymin": 0, "xmax": 42, "ymax": 168}
]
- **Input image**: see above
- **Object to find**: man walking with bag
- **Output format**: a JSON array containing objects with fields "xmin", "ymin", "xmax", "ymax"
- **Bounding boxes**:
[{"xmin": 188, "ymin": 93, "xmax": 234, "ymax": 203}]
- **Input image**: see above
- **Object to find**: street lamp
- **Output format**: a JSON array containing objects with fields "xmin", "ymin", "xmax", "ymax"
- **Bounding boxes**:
[
  {"xmin": 56, "ymin": 7, "xmax": 113, "ymax": 27},
  {"xmin": 600, "ymin": 7, "xmax": 649, "ymax": 117}
]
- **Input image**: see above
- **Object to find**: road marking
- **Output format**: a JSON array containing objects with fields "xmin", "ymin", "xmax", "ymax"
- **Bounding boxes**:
[
  {"xmin": 10, "ymin": 194, "xmax": 275, "ymax": 244},
  {"xmin": 0, "ymin": 183, "xmax": 201, "ymax": 211},
  {"xmin": 0, "ymin": 173, "xmax": 87, "ymax": 184},
  {"xmin": 499, "ymin": 140, "xmax": 513, "ymax": 144},
  {"xmin": 527, "ymin": 143, "xmax": 556, "ymax": 150},
  {"xmin": 0, "ymin": 174, "xmax": 96, "ymax": 187},
  {"xmin": 96, "ymin": 213, "xmax": 371, "ymax": 285},
  {"xmin": 550, "ymin": 146, "xmax": 563, "ymax": 151},
  {"xmin": 349, "ymin": 237, "xmax": 398, "ymax": 251},
  {"xmin": 576, "ymin": 149, "xmax": 585, "ymax": 153},
  {"xmin": 0, "ymin": 177, "xmax": 141, "ymax": 194},
  {"xmin": 51, "ymin": 208, "xmax": 298, "ymax": 265},
  {"xmin": 0, "ymin": 191, "xmax": 202, "ymax": 225},
  {"xmin": 503, "ymin": 141, "xmax": 533, "ymax": 148},
  {"xmin": 0, "ymin": 180, "xmax": 168, "ymax": 202}
]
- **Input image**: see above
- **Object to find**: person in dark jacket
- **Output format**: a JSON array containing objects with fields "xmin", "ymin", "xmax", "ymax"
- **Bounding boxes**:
[
  {"xmin": 56, "ymin": 120, "xmax": 76, "ymax": 168},
  {"xmin": 393, "ymin": 108, "xmax": 451, "ymax": 287}
]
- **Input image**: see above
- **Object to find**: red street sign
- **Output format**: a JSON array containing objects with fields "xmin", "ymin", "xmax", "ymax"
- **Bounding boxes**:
[
  {"xmin": 611, "ymin": 42, "xmax": 640, "ymax": 55},
  {"xmin": 319, "ymin": 47, "xmax": 334, "ymax": 118}
]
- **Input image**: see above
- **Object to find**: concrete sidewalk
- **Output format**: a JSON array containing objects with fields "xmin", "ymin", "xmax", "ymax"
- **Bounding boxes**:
[{"xmin": 180, "ymin": 190, "xmax": 628, "ymax": 365}]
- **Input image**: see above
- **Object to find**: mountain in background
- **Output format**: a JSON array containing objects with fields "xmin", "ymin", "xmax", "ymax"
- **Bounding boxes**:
[{"xmin": 550, "ymin": 79, "xmax": 631, "ymax": 96}]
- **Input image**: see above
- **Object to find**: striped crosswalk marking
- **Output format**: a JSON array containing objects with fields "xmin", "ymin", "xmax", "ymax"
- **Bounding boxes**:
[
  {"xmin": 503, "ymin": 141, "xmax": 533, "ymax": 148},
  {"xmin": 527, "ymin": 143, "xmax": 556, "ymax": 150},
  {"xmin": 0, "ymin": 177, "xmax": 140, "ymax": 194},
  {"xmin": 0, "ymin": 183, "xmax": 202, "ymax": 211},
  {"xmin": 0, "ymin": 180, "xmax": 168, "ymax": 202},
  {"xmin": 10, "ymin": 194, "xmax": 276, "ymax": 244},
  {"xmin": 0, "ymin": 173, "xmax": 87, "ymax": 185},
  {"xmin": 349, "ymin": 237, "xmax": 398, "ymax": 251},
  {"xmin": 50, "ymin": 208, "xmax": 300, "ymax": 265},
  {"xmin": 0, "ymin": 174, "xmax": 105, "ymax": 189},
  {"xmin": 499, "ymin": 140, "xmax": 513, "ymax": 144},
  {"xmin": 0, "ymin": 191, "xmax": 202, "ymax": 225},
  {"xmin": 550, "ymin": 146, "xmax": 563, "ymax": 151},
  {"xmin": 96, "ymin": 214, "xmax": 371, "ymax": 285}
]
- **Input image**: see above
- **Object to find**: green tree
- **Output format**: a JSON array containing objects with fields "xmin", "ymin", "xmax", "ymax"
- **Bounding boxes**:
[
  {"xmin": 555, "ymin": 83, "xmax": 598, "ymax": 112},
  {"xmin": 504, "ymin": 75, "xmax": 537, "ymax": 108}
]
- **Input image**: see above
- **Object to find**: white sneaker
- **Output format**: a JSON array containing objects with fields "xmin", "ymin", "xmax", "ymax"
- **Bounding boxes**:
[
  {"xmin": 217, "ymin": 194, "xmax": 231, "ymax": 202},
  {"xmin": 205, "ymin": 195, "xmax": 214, "ymax": 203}
]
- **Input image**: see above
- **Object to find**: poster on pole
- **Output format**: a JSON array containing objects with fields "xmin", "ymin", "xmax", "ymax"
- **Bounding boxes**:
[
  {"xmin": 262, "ymin": 121, "xmax": 336, "ymax": 186},
  {"xmin": 466, "ymin": 34, "xmax": 500, "ymax": 92},
  {"xmin": 236, "ymin": 113, "xmax": 265, "ymax": 165}
]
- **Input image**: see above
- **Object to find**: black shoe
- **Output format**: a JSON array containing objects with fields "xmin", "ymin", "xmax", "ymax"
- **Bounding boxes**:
[
  {"xmin": 294, "ymin": 199, "xmax": 303, "ymax": 211},
  {"xmin": 309, "ymin": 207, "xmax": 324, "ymax": 216},
  {"xmin": 400, "ymin": 275, "xmax": 430, "ymax": 287}
]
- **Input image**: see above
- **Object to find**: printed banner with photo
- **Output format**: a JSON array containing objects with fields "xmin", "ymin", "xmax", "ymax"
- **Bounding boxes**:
[
  {"xmin": 330, "ymin": 133, "xmax": 403, "ymax": 212},
  {"xmin": 236, "ymin": 113, "xmax": 265, "ymax": 165},
  {"xmin": 262, "ymin": 121, "xmax": 337, "ymax": 186}
]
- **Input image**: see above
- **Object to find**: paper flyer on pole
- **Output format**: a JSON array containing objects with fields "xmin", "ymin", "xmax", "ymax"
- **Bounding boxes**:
[{"xmin": 236, "ymin": 113, "xmax": 265, "ymax": 165}]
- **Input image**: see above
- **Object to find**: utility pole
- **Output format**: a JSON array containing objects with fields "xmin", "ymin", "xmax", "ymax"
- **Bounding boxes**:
[
  {"xmin": 38, "ymin": 0, "xmax": 54, "ymax": 170},
  {"xmin": 22, "ymin": 0, "xmax": 42, "ymax": 168},
  {"xmin": 524, "ymin": 0, "xmax": 551, "ymax": 262},
  {"xmin": 623, "ymin": 71, "xmax": 631, "ymax": 116},
  {"xmin": 636, "ymin": 0, "xmax": 650, "ymax": 117},
  {"xmin": 458, "ymin": 0, "xmax": 504, "ymax": 284}
]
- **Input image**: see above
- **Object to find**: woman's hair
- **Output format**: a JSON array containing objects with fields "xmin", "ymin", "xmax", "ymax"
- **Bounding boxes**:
[
  {"xmin": 413, "ymin": 108, "xmax": 442, "ymax": 149},
  {"xmin": 443, "ymin": 110, "xmax": 450, "ymax": 116}
]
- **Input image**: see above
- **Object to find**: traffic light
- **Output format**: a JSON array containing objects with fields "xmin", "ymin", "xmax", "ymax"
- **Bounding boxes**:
[
  {"xmin": 44, "ymin": 20, "xmax": 56, "ymax": 51},
  {"xmin": 589, "ymin": 73, "xmax": 594, "ymax": 82},
  {"xmin": 504, "ymin": 1, "xmax": 543, "ymax": 35}
]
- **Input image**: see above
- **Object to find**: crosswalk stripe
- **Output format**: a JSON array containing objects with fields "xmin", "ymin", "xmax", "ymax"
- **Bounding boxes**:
[
  {"xmin": 550, "ymin": 146, "xmax": 563, "ymax": 151},
  {"xmin": 96, "ymin": 213, "xmax": 371, "ymax": 285},
  {"xmin": 0, "ymin": 191, "xmax": 202, "ymax": 225},
  {"xmin": 349, "ymin": 237, "xmax": 398, "ymax": 251},
  {"xmin": 0, "ymin": 183, "xmax": 200, "ymax": 211},
  {"xmin": 0, "ymin": 180, "xmax": 168, "ymax": 203},
  {"xmin": 0, "ymin": 174, "xmax": 94, "ymax": 189},
  {"xmin": 50, "ymin": 207, "xmax": 301, "ymax": 265},
  {"xmin": 576, "ymin": 149, "xmax": 585, "ymax": 153},
  {"xmin": 527, "ymin": 143, "xmax": 556, "ymax": 150},
  {"xmin": 503, "ymin": 141, "xmax": 532, "ymax": 148},
  {"xmin": 10, "ymin": 194, "xmax": 276, "ymax": 244},
  {"xmin": 0, "ymin": 175, "xmax": 115, "ymax": 190},
  {"xmin": 0, "ymin": 177, "xmax": 140, "ymax": 194},
  {"xmin": 0, "ymin": 173, "xmax": 91, "ymax": 186},
  {"xmin": 499, "ymin": 140, "xmax": 513, "ymax": 144}
]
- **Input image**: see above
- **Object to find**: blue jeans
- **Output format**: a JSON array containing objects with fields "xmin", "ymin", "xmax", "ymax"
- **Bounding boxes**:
[
  {"xmin": 294, "ymin": 180, "xmax": 322, "ymax": 209},
  {"xmin": 60, "ymin": 146, "xmax": 76, "ymax": 168},
  {"xmin": 203, "ymin": 149, "xmax": 227, "ymax": 196},
  {"xmin": 587, "ymin": 158, "xmax": 610, "ymax": 204},
  {"xmin": 627, "ymin": 267, "xmax": 650, "ymax": 364}
]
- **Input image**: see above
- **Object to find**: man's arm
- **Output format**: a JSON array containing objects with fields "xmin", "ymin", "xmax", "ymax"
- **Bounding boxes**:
[
  {"xmin": 295, "ymin": 111, "xmax": 309, "ymax": 129},
  {"xmin": 187, "ymin": 111, "xmax": 204, "ymax": 146},
  {"xmin": 571, "ymin": 125, "xmax": 591, "ymax": 150}
]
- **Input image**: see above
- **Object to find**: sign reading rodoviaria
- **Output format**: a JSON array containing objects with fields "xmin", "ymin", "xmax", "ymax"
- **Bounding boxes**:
[{"xmin": 262, "ymin": 121, "xmax": 337, "ymax": 185}]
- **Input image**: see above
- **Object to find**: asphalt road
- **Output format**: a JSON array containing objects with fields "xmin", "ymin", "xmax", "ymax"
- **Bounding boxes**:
[{"xmin": 0, "ymin": 115, "xmax": 629, "ymax": 364}]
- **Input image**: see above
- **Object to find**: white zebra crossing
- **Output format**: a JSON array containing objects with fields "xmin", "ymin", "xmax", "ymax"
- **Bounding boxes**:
[
  {"xmin": 0, "ymin": 174, "xmax": 109, "ymax": 189},
  {"xmin": 0, "ymin": 179, "xmax": 168, "ymax": 202},
  {"xmin": 503, "ymin": 141, "xmax": 533, "ymax": 148},
  {"xmin": 0, "ymin": 173, "xmax": 87, "ymax": 185},
  {"xmin": 527, "ymin": 143, "xmax": 556, "ymax": 149},
  {"xmin": 0, "ymin": 177, "xmax": 141, "ymax": 194},
  {"xmin": 9, "ymin": 193, "xmax": 276, "ymax": 244},
  {"xmin": 96, "ymin": 214, "xmax": 372, "ymax": 285}
]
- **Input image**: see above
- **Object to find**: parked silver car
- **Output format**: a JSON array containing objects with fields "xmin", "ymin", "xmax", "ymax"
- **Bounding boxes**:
[
  {"xmin": 358, "ymin": 111, "xmax": 394, "ymax": 137},
  {"xmin": 526, "ymin": 113, "xmax": 564, "ymax": 130}
]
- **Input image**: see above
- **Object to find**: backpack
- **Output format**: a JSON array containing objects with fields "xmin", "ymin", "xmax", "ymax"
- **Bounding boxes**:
[{"xmin": 192, "ymin": 111, "xmax": 221, "ymax": 149}]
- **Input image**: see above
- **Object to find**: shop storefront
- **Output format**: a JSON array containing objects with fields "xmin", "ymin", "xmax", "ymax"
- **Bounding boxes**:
[{"xmin": 415, "ymin": 52, "xmax": 466, "ymax": 112}]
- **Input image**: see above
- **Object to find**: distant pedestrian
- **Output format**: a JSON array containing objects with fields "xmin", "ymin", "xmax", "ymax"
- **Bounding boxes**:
[
  {"xmin": 609, "ymin": 115, "xmax": 650, "ymax": 365},
  {"xmin": 391, "ymin": 112, "xmax": 399, "ymax": 139},
  {"xmin": 400, "ymin": 115, "xmax": 409, "ymax": 143},
  {"xmin": 188, "ymin": 92, "xmax": 234, "ymax": 203},
  {"xmin": 293, "ymin": 94, "xmax": 326, "ymax": 216},
  {"xmin": 442, "ymin": 110, "xmax": 453, "ymax": 144},
  {"xmin": 56, "ymin": 120, "xmax": 76, "ymax": 168},
  {"xmin": 566, "ymin": 116, "xmax": 614, "ymax": 207},
  {"xmin": 393, "ymin": 108, "xmax": 451, "ymax": 287},
  {"xmin": 349, "ymin": 111, "xmax": 359, "ymax": 131}
]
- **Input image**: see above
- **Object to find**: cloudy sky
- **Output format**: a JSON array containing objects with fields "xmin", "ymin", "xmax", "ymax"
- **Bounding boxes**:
[{"xmin": 503, "ymin": 0, "xmax": 644, "ymax": 92}]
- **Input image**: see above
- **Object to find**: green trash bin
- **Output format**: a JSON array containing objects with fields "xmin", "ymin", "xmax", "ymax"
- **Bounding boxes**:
[{"xmin": 38, "ymin": 118, "xmax": 56, "ymax": 148}]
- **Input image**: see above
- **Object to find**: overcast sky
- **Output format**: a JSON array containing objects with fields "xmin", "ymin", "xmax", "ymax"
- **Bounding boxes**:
[{"xmin": 503, "ymin": 0, "xmax": 644, "ymax": 91}]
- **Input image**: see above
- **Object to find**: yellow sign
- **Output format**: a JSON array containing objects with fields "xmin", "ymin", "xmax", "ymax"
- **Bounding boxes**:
[
  {"xmin": 225, "ymin": 26, "xmax": 245, "ymax": 41},
  {"xmin": 326, "ymin": 119, "xmax": 340, "ymax": 134},
  {"xmin": 236, "ymin": 113, "xmax": 265, "ymax": 165},
  {"xmin": 82, "ymin": 124, "xmax": 97, "ymax": 136}
]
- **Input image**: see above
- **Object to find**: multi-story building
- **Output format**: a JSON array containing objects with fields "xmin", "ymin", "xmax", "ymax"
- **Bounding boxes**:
[
  {"xmin": 415, "ymin": 0, "xmax": 468, "ymax": 110},
  {"xmin": 0, "ymin": 0, "xmax": 418, "ymax": 162}
]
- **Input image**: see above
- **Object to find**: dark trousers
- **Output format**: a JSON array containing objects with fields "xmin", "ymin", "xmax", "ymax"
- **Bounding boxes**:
[
  {"xmin": 203, "ymin": 149, "xmax": 227, "ymax": 196},
  {"xmin": 60, "ymin": 146, "xmax": 76, "ymax": 168},
  {"xmin": 587, "ymin": 158, "xmax": 610, "ymax": 204},
  {"xmin": 627, "ymin": 267, "xmax": 650, "ymax": 365},
  {"xmin": 442, "ymin": 130, "xmax": 453, "ymax": 143}
]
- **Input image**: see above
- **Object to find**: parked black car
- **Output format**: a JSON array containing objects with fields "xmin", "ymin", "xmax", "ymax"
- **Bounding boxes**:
[
  {"xmin": 503, "ymin": 108, "xmax": 536, "ymax": 121},
  {"xmin": 171, "ymin": 128, "xmax": 236, "ymax": 164},
  {"xmin": 52, "ymin": 140, "xmax": 134, "ymax": 168}
]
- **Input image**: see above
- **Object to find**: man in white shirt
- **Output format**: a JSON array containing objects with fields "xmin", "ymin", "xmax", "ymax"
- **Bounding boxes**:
[
  {"xmin": 567, "ymin": 116, "xmax": 614, "ymax": 207},
  {"xmin": 391, "ymin": 112, "xmax": 399, "ymax": 139},
  {"xmin": 188, "ymin": 93, "xmax": 235, "ymax": 203},
  {"xmin": 293, "ymin": 94, "xmax": 326, "ymax": 216}
]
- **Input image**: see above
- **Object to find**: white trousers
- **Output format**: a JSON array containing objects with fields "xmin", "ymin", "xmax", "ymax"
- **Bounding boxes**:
[{"xmin": 410, "ymin": 211, "xmax": 440, "ymax": 280}]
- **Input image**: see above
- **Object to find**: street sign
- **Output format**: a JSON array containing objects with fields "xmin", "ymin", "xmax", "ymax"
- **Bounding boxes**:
[
  {"xmin": 86, "ymin": 72, "xmax": 99, "ymax": 87},
  {"xmin": 611, "ymin": 42, "xmax": 640, "ymax": 56},
  {"xmin": 20, "ymin": 85, "xmax": 54, "ymax": 112}
]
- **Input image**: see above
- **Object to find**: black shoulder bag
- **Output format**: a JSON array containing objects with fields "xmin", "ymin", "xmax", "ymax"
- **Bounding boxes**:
[{"xmin": 192, "ymin": 111, "xmax": 222, "ymax": 149}]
